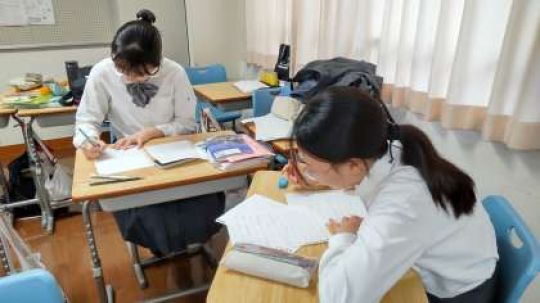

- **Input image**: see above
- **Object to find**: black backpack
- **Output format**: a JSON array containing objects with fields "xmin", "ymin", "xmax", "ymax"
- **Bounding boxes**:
[{"xmin": 5, "ymin": 152, "xmax": 41, "ymax": 218}]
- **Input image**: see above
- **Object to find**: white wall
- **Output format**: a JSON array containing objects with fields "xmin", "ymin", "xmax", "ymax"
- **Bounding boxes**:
[
  {"xmin": 0, "ymin": 0, "xmax": 190, "ymax": 146},
  {"xmin": 393, "ymin": 108, "xmax": 540, "ymax": 302},
  {"xmin": 185, "ymin": 0, "xmax": 246, "ymax": 80},
  {"xmin": 114, "ymin": 0, "xmax": 190, "ymax": 66}
]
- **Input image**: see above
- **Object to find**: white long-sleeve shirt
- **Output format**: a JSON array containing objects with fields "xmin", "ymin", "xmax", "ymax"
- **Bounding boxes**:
[
  {"xmin": 319, "ymin": 146, "xmax": 498, "ymax": 303},
  {"xmin": 73, "ymin": 57, "xmax": 197, "ymax": 148}
]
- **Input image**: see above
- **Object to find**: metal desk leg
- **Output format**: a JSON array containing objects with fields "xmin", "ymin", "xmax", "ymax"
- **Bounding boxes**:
[
  {"xmin": 0, "ymin": 233, "xmax": 13, "ymax": 275},
  {"xmin": 19, "ymin": 118, "xmax": 54, "ymax": 233},
  {"xmin": 0, "ymin": 163, "xmax": 14, "ymax": 227},
  {"xmin": 82, "ymin": 201, "xmax": 114, "ymax": 303},
  {"xmin": 126, "ymin": 241, "xmax": 149, "ymax": 289},
  {"xmin": 202, "ymin": 243, "xmax": 219, "ymax": 270}
]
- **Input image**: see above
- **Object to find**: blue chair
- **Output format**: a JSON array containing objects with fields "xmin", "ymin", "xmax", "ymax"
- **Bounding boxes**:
[
  {"xmin": 482, "ymin": 195, "xmax": 540, "ymax": 303},
  {"xmin": 185, "ymin": 64, "xmax": 242, "ymax": 130},
  {"xmin": 0, "ymin": 269, "xmax": 64, "ymax": 303},
  {"xmin": 252, "ymin": 86, "xmax": 292, "ymax": 117},
  {"xmin": 252, "ymin": 85, "xmax": 293, "ymax": 167}
]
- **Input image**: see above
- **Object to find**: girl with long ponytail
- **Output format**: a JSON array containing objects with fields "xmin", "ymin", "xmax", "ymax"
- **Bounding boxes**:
[{"xmin": 283, "ymin": 86, "xmax": 498, "ymax": 303}]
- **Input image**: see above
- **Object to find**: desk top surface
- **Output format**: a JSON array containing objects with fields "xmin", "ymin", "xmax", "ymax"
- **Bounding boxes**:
[
  {"xmin": 0, "ymin": 108, "xmax": 17, "ymax": 116},
  {"xmin": 207, "ymin": 171, "xmax": 428, "ymax": 303},
  {"xmin": 17, "ymin": 106, "xmax": 77, "ymax": 117},
  {"xmin": 193, "ymin": 81, "xmax": 251, "ymax": 104},
  {"xmin": 71, "ymin": 131, "xmax": 267, "ymax": 202}
]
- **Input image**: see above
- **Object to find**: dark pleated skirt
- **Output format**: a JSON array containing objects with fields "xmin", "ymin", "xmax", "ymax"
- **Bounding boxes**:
[{"xmin": 113, "ymin": 192, "xmax": 225, "ymax": 256}]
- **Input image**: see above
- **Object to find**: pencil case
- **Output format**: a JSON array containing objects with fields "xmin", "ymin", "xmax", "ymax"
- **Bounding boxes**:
[{"xmin": 221, "ymin": 243, "xmax": 318, "ymax": 288}]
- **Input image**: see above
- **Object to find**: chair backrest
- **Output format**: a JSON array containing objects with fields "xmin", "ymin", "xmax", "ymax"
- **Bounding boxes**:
[
  {"xmin": 185, "ymin": 64, "xmax": 227, "ymax": 85},
  {"xmin": 200, "ymin": 107, "xmax": 222, "ymax": 133},
  {"xmin": 0, "ymin": 269, "xmax": 64, "ymax": 303},
  {"xmin": 252, "ymin": 86, "xmax": 292, "ymax": 117},
  {"xmin": 482, "ymin": 195, "xmax": 540, "ymax": 303}
]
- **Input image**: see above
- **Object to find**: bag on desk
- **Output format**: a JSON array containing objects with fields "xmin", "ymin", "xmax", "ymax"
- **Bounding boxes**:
[{"xmin": 222, "ymin": 243, "xmax": 318, "ymax": 288}]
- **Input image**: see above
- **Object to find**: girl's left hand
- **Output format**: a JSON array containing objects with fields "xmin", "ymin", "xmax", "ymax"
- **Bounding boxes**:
[
  {"xmin": 327, "ymin": 216, "xmax": 363, "ymax": 235},
  {"xmin": 113, "ymin": 128, "xmax": 164, "ymax": 149}
]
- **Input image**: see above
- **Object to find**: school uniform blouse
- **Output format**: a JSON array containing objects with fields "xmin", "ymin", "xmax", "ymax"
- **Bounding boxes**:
[
  {"xmin": 73, "ymin": 57, "xmax": 197, "ymax": 148},
  {"xmin": 319, "ymin": 145, "xmax": 498, "ymax": 303}
]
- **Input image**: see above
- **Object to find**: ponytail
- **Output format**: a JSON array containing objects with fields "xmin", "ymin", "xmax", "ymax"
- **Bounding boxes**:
[{"xmin": 398, "ymin": 124, "xmax": 476, "ymax": 218}]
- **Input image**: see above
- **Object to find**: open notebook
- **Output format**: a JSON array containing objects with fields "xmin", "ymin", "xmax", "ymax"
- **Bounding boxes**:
[
  {"xmin": 145, "ymin": 140, "xmax": 205, "ymax": 168},
  {"xmin": 94, "ymin": 141, "xmax": 206, "ymax": 175}
]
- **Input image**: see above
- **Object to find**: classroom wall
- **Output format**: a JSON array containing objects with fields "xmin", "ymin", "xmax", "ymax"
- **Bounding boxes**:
[
  {"xmin": 185, "ymin": 0, "xmax": 246, "ymax": 80},
  {"xmin": 393, "ymin": 108, "xmax": 540, "ymax": 302},
  {"xmin": 0, "ymin": 0, "xmax": 192, "ymax": 146}
]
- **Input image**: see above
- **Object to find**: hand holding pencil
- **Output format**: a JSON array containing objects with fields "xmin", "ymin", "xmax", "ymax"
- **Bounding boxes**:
[{"xmin": 78, "ymin": 128, "xmax": 107, "ymax": 160}]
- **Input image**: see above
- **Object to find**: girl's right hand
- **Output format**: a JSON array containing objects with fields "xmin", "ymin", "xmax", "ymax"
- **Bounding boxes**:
[{"xmin": 81, "ymin": 140, "xmax": 107, "ymax": 160}]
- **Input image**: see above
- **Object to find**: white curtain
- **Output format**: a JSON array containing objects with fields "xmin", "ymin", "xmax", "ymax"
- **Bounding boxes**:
[{"xmin": 245, "ymin": 0, "xmax": 540, "ymax": 150}]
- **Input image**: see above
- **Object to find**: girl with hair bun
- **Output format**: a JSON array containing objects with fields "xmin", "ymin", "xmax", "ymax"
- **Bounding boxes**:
[{"xmin": 74, "ymin": 9, "xmax": 224, "ymax": 256}]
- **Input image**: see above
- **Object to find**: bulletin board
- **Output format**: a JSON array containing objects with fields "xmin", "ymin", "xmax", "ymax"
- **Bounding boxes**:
[{"xmin": 0, "ymin": 0, "xmax": 116, "ymax": 50}]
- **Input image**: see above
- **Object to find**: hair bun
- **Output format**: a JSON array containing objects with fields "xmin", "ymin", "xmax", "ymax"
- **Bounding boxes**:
[{"xmin": 136, "ymin": 9, "xmax": 156, "ymax": 24}]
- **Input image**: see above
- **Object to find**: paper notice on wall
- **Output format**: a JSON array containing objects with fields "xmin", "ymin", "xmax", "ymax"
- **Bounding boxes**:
[
  {"xmin": 0, "ymin": 0, "xmax": 55, "ymax": 26},
  {"xmin": 0, "ymin": 0, "xmax": 28, "ymax": 26},
  {"xmin": 23, "ymin": 0, "xmax": 55, "ymax": 25}
]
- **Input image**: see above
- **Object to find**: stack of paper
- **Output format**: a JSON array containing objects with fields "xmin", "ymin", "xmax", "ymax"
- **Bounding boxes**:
[
  {"xmin": 217, "ymin": 195, "xmax": 328, "ymax": 252},
  {"xmin": 233, "ymin": 80, "xmax": 269, "ymax": 94},
  {"xmin": 218, "ymin": 191, "xmax": 367, "ymax": 253}
]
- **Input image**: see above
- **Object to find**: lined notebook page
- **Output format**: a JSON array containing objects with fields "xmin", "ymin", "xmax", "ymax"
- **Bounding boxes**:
[{"xmin": 286, "ymin": 190, "xmax": 367, "ymax": 223}]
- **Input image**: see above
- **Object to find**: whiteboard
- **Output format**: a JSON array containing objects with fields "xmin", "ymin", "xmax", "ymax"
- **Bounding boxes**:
[{"xmin": 0, "ymin": 0, "xmax": 116, "ymax": 49}]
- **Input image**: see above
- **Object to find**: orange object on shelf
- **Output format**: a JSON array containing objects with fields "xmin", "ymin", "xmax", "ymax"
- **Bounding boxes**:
[{"xmin": 38, "ymin": 86, "xmax": 50, "ymax": 95}]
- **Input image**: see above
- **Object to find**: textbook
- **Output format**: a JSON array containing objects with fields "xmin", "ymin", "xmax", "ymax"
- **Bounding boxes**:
[
  {"xmin": 222, "ymin": 243, "xmax": 318, "ymax": 288},
  {"xmin": 200, "ymin": 134, "xmax": 273, "ymax": 170}
]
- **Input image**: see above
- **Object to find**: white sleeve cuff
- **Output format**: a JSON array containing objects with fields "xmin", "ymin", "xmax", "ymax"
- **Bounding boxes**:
[
  {"xmin": 328, "ymin": 233, "xmax": 357, "ymax": 249},
  {"xmin": 155, "ymin": 123, "xmax": 174, "ymax": 137},
  {"xmin": 73, "ymin": 126, "xmax": 100, "ymax": 149}
]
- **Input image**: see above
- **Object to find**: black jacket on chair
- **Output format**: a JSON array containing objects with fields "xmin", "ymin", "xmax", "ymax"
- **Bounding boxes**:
[{"xmin": 291, "ymin": 57, "xmax": 383, "ymax": 100}]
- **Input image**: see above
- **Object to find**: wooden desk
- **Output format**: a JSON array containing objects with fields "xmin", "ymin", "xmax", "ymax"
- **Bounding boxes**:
[
  {"xmin": 17, "ymin": 106, "xmax": 77, "ymax": 127},
  {"xmin": 242, "ymin": 122, "xmax": 295, "ymax": 155},
  {"xmin": 5, "ymin": 105, "xmax": 78, "ymax": 233},
  {"xmin": 72, "ymin": 131, "xmax": 268, "ymax": 303},
  {"xmin": 72, "ymin": 131, "xmax": 267, "ymax": 204},
  {"xmin": 16, "ymin": 106, "xmax": 77, "ymax": 117},
  {"xmin": 193, "ymin": 81, "xmax": 252, "ymax": 111},
  {"xmin": 207, "ymin": 171, "xmax": 428, "ymax": 303}
]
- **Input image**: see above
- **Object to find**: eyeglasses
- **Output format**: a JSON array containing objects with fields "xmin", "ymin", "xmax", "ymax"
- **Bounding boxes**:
[{"xmin": 291, "ymin": 151, "xmax": 331, "ymax": 182}]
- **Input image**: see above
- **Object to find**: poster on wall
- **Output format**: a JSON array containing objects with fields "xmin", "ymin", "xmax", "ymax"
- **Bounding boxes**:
[
  {"xmin": 0, "ymin": 0, "xmax": 55, "ymax": 26},
  {"xmin": 24, "ymin": 0, "xmax": 55, "ymax": 25}
]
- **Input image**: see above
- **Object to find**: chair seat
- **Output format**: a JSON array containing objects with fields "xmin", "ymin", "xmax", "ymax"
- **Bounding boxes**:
[
  {"xmin": 196, "ymin": 100, "xmax": 241, "ymax": 123},
  {"xmin": 214, "ymin": 110, "xmax": 242, "ymax": 123},
  {"xmin": 0, "ymin": 269, "xmax": 64, "ymax": 303}
]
